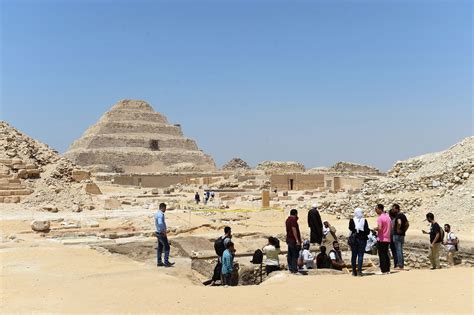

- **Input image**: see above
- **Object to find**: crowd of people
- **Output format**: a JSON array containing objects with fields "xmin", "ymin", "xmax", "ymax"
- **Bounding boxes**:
[{"xmin": 153, "ymin": 201, "xmax": 460, "ymax": 286}]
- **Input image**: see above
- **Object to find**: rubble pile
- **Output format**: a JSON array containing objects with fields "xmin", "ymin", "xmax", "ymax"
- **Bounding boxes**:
[
  {"xmin": 256, "ymin": 161, "xmax": 305, "ymax": 173},
  {"xmin": 221, "ymin": 158, "xmax": 251, "ymax": 171},
  {"xmin": 0, "ymin": 121, "xmax": 95, "ymax": 209},
  {"xmin": 329, "ymin": 162, "xmax": 382, "ymax": 175},
  {"xmin": 321, "ymin": 137, "xmax": 474, "ymax": 225}
]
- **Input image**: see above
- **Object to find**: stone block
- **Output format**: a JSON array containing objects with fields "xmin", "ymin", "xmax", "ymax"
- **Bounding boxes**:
[
  {"xmin": 104, "ymin": 198, "xmax": 122, "ymax": 210},
  {"xmin": 26, "ymin": 169, "xmax": 41, "ymax": 178},
  {"xmin": 11, "ymin": 158, "xmax": 22, "ymax": 165},
  {"xmin": 42, "ymin": 205, "xmax": 59, "ymax": 213},
  {"xmin": 72, "ymin": 170, "xmax": 91, "ymax": 182},
  {"xmin": 17, "ymin": 169, "xmax": 28, "ymax": 179},
  {"xmin": 4, "ymin": 196, "xmax": 20, "ymax": 203},
  {"xmin": 84, "ymin": 183, "xmax": 102, "ymax": 195},
  {"xmin": 262, "ymin": 190, "xmax": 270, "ymax": 208}
]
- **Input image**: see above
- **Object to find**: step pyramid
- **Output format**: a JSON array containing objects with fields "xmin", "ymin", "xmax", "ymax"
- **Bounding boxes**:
[{"xmin": 64, "ymin": 100, "xmax": 216, "ymax": 173}]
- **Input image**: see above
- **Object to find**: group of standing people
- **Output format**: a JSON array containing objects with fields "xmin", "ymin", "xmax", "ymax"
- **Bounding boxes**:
[
  {"xmin": 348, "ymin": 204, "xmax": 458, "ymax": 276},
  {"xmin": 195, "ymin": 191, "xmax": 215, "ymax": 205},
  {"xmin": 153, "ymin": 200, "xmax": 459, "ymax": 285},
  {"xmin": 285, "ymin": 204, "xmax": 343, "ymax": 273}
]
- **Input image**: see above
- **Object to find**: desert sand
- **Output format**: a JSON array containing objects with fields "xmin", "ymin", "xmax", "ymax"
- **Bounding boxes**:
[{"xmin": 1, "ymin": 200, "xmax": 473, "ymax": 314}]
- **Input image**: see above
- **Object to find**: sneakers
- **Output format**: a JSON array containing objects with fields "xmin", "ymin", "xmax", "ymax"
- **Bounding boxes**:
[{"xmin": 157, "ymin": 262, "xmax": 164, "ymax": 267}]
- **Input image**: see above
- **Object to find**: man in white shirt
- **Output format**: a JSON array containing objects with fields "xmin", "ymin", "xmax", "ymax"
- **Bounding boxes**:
[
  {"xmin": 443, "ymin": 224, "xmax": 458, "ymax": 266},
  {"xmin": 298, "ymin": 240, "xmax": 315, "ymax": 269},
  {"xmin": 262, "ymin": 236, "xmax": 281, "ymax": 275}
]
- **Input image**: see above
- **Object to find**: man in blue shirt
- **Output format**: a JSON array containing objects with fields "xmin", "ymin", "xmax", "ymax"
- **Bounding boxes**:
[
  {"xmin": 221, "ymin": 241, "xmax": 235, "ymax": 286},
  {"xmin": 155, "ymin": 203, "xmax": 174, "ymax": 267}
]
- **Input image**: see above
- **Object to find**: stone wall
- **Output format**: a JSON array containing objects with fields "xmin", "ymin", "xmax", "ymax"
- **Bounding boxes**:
[{"xmin": 271, "ymin": 174, "xmax": 325, "ymax": 191}]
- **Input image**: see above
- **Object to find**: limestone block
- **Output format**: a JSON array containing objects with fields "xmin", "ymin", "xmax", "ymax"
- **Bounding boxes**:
[
  {"xmin": 71, "ymin": 204, "xmax": 82, "ymax": 212},
  {"xmin": 26, "ymin": 169, "xmax": 41, "ymax": 178},
  {"xmin": 84, "ymin": 183, "xmax": 102, "ymax": 195},
  {"xmin": 104, "ymin": 198, "xmax": 122, "ymax": 210},
  {"xmin": 31, "ymin": 220, "xmax": 50, "ymax": 232},
  {"xmin": 72, "ymin": 170, "xmax": 91, "ymax": 182},
  {"xmin": 42, "ymin": 205, "xmax": 59, "ymax": 213},
  {"xmin": 17, "ymin": 169, "xmax": 28, "ymax": 179},
  {"xmin": 262, "ymin": 190, "xmax": 270, "ymax": 208},
  {"xmin": 4, "ymin": 196, "xmax": 20, "ymax": 203}
]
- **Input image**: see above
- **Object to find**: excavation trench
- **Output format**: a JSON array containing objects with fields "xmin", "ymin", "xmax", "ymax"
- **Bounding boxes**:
[{"xmin": 84, "ymin": 234, "xmax": 474, "ymax": 286}]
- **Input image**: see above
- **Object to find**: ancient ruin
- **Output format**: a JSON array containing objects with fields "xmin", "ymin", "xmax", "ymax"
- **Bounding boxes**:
[{"xmin": 64, "ymin": 100, "xmax": 216, "ymax": 173}]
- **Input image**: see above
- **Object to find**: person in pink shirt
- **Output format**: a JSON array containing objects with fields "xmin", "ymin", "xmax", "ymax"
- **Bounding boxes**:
[{"xmin": 374, "ymin": 204, "xmax": 391, "ymax": 274}]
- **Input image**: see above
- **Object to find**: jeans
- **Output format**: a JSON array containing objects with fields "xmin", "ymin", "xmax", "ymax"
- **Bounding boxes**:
[
  {"xmin": 377, "ymin": 242, "xmax": 391, "ymax": 273},
  {"xmin": 393, "ymin": 235, "xmax": 405, "ymax": 268},
  {"xmin": 157, "ymin": 234, "xmax": 170, "ymax": 264},
  {"xmin": 351, "ymin": 238, "xmax": 367, "ymax": 275},
  {"xmin": 222, "ymin": 273, "xmax": 232, "ymax": 286},
  {"xmin": 287, "ymin": 240, "xmax": 300, "ymax": 273},
  {"xmin": 390, "ymin": 239, "xmax": 398, "ymax": 267}
]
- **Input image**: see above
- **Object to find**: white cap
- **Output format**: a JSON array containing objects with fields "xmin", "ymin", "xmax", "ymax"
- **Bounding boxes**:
[{"xmin": 312, "ymin": 203, "xmax": 318, "ymax": 208}]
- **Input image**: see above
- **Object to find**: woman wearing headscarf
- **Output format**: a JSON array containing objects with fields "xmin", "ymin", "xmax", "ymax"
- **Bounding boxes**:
[{"xmin": 349, "ymin": 208, "xmax": 370, "ymax": 276}]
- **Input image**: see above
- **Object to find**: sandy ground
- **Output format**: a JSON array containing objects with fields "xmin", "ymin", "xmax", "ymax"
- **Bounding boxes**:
[
  {"xmin": 1, "ymin": 239, "xmax": 472, "ymax": 314},
  {"xmin": 1, "ymin": 184, "xmax": 473, "ymax": 314}
]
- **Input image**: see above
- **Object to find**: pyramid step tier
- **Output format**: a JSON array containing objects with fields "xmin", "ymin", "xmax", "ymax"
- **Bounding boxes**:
[
  {"xmin": 64, "ymin": 148, "xmax": 215, "ymax": 173},
  {"xmin": 68, "ymin": 134, "xmax": 198, "ymax": 151},
  {"xmin": 103, "ymin": 110, "xmax": 169, "ymax": 124},
  {"xmin": 85, "ymin": 121, "xmax": 184, "ymax": 136}
]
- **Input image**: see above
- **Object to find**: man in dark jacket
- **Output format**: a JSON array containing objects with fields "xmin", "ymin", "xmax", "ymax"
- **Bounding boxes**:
[{"xmin": 308, "ymin": 203, "xmax": 323, "ymax": 245}]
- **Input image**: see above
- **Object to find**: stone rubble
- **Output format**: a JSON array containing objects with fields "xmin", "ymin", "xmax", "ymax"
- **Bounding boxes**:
[
  {"xmin": 0, "ymin": 121, "xmax": 97, "ymax": 210},
  {"xmin": 222, "ymin": 158, "xmax": 251, "ymax": 171},
  {"xmin": 320, "ymin": 137, "xmax": 474, "ymax": 224},
  {"xmin": 256, "ymin": 161, "xmax": 306, "ymax": 173}
]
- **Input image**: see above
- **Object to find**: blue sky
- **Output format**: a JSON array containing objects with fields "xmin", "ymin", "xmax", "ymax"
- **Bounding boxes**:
[{"xmin": 1, "ymin": 0, "xmax": 472, "ymax": 171}]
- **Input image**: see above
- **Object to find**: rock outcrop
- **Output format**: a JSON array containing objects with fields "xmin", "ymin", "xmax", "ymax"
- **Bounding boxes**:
[{"xmin": 64, "ymin": 100, "xmax": 216, "ymax": 173}]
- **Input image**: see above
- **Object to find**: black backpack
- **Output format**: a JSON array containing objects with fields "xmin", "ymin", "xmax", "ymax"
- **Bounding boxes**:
[
  {"xmin": 214, "ymin": 236, "xmax": 226, "ymax": 257},
  {"xmin": 251, "ymin": 249, "xmax": 263, "ymax": 264}
]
